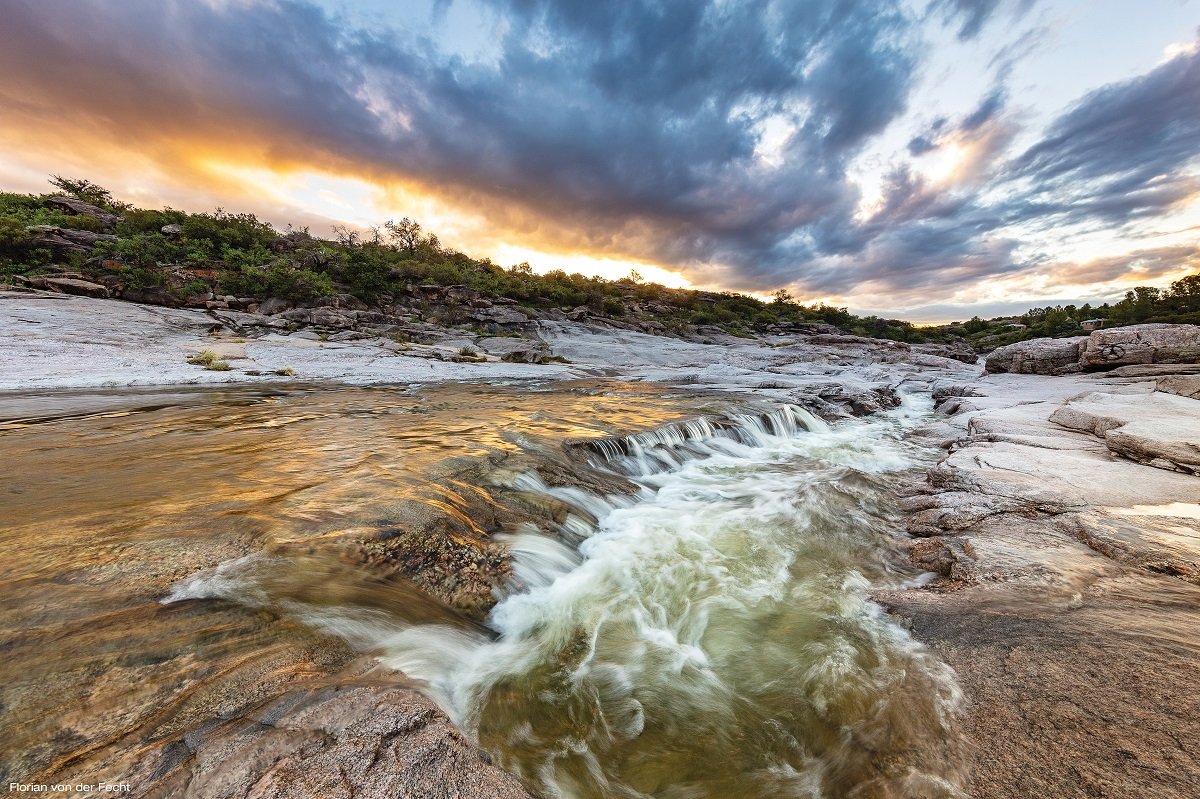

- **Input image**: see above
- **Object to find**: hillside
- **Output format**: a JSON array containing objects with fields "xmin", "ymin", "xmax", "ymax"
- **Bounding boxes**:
[
  {"xmin": 0, "ymin": 177, "xmax": 933, "ymax": 343},
  {"xmin": 3, "ymin": 177, "xmax": 1196, "ymax": 351}
]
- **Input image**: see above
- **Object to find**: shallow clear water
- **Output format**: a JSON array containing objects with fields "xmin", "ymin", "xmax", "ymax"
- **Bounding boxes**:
[
  {"xmin": 1, "ymin": 381, "xmax": 965, "ymax": 796},
  {"xmin": 182, "ymin": 395, "xmax": 967, "ymax": 797}
]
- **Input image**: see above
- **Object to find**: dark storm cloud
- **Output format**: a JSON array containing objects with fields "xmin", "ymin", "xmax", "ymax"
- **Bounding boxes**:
[
  {"xmin": 933, "ymin": 0, "xmax": 1037, "ymax": 41},
  {"xmin": 1006, "ymin": 43, "xmax": 1200, "ymax": 226},
  {"xmin": 0, "ymin": 0, "xmax": 920, "ymax": 283},
  {"xmin": 0, "ymin": 0, "xmax": 1196, "ymax": 305}
]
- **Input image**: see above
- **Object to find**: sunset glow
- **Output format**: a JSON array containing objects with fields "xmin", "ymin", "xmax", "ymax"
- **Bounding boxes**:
[{"xmin": 1, "ymin": 0, "xmax": 1198, "ymax": 322}]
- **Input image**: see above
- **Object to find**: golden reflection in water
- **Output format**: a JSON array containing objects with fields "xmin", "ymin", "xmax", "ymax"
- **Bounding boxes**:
[{"xmin": 0, "ymin": 380, "xmax": 711, "ymax": 784}]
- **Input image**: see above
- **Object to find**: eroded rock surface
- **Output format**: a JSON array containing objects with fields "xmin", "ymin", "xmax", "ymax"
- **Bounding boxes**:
[
  {"xmin": 986, "ymin": 324, "xmax": 1200, "ymax": 375},
  {"xmin": 135, "ymin": 682, "xmax": 534, "ymax": 799},
  {"xmin": 1050, "ymin": 390, "xmax": 1200, "ymax": 474},
  {"xmin": 888, "ymin": 369, "xmax": 1200, "ymax": 798},
  {"xmin": 1079, "ymin": 323, "xmax": 1200, "ymax": 369}
]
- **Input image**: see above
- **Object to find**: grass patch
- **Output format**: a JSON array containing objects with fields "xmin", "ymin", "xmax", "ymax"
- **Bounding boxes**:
[
  {"xmin": 274, "ymin": 367, "xmax": 296, "ymax": 376},
  {"xmin": 187, "ymin": 349, "xmax": 231, "ymax": 371}
]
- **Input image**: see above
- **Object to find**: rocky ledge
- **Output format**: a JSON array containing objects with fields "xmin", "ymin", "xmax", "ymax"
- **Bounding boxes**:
[
  {"xmin": 883, "ymin": 335, "xmax": 1200, "ymax": 797},
  {"xmin": 985, "ymin": 323, "xmax": 1200, "ymax": 375}
]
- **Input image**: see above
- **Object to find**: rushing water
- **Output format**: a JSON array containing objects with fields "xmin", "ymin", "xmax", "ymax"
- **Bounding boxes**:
[{"xmin": 0, "ymin": 380, "xmax": 965, "ymax": 796}]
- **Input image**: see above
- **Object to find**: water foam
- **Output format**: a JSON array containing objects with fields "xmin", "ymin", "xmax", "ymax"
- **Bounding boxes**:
[{"xmin": 364, "ymin": 396, "xmax": 965, "ymax": 797}]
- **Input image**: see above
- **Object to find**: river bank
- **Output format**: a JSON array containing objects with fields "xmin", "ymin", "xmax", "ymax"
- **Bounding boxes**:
[{"xmin": 2, "ymin": 292, "xmax": 1198, "ymax": 797}]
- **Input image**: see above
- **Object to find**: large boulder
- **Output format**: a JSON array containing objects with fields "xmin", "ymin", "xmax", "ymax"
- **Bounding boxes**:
[
  {"xmin": 44, "ymin": 196, "xmax": 122, "ymax": 229},
  {"xmin": 258, "ymin": 297, "xmax": 294, "ymax": 315},
  {"xmin": 984, "ymin": 336, "xmax": 1087, "ymax": 375},
  {"xmin": 1077, "ymin": 324, "xmax": 1200, "ymax": 370},
  {"xmin": 41, "ymin": 277, "xmax": 110, "ymax": 298},
  {"xmin": 25, "ymin": 225, "xmax": 118, "ymax": 253}
]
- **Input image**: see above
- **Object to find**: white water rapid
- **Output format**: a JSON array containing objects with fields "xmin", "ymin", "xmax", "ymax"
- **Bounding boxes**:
[{"xmin": 274, "ymin": 395, "xmax": 967, "ymax": 798}]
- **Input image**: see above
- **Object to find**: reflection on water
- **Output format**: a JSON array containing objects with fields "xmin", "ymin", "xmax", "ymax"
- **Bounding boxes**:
[
  {"xmin": 0, "ymin": 381, "xmax": 705, "ymax": 784},
  {"xmin": 0, "ymin": 381, "xmax": 966, "ymax": 796}
]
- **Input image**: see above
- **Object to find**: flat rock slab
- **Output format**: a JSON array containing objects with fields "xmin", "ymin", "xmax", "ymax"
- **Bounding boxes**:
[
  {"xmin": 1157, "ymin": 375, "xmax": 1200, "ymax": 400},
  {"xmin": 1050, "ymin": 391, "xmax": 1200, "ymax": 474}
]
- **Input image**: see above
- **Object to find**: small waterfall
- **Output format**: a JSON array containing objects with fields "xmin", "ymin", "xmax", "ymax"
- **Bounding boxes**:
[{"xmin": 577, "ymin": 404, "xmax": 829, "ymax": 477}]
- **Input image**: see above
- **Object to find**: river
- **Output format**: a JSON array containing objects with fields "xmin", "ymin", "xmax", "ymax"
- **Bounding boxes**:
[{"xmin": 0, "ymin": 380, "xmax": 966, "ymax": 797}]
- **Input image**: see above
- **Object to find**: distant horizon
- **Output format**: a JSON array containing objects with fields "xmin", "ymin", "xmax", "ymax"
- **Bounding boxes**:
[{"xmin": 2, "ymin": 0, "xmax": 1198, "ymax": 319}]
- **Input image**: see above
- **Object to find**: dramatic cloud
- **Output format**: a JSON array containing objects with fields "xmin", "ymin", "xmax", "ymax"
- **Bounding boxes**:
[
  {"xmin": 0, "ymin": 0, "xmax": 1197, "ymax": 317},
  {"xmin": 1006, "ymin": 43, "xmax": 1200, "ymax": 227},
  {"xmin": 933, "ymin": 0, "xmax": 1037, "ymax": 41}
]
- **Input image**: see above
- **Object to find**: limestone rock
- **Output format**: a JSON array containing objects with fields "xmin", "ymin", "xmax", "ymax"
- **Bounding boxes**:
[
  {"xmin": 1157, "ymin": 375, "xmax": 1200, "ymax": 400},
  {"xmin": 1050, "ymin": 391, "xmax": 1200, "ymax": 474},
  {"xmin": 984, "ymin": 336, "xmax": 1087, "ymax": 375},
  {"xmin": 44, "ymin": 196, "xmax": 123, "ymax": 228},
  {"xmin": 258, "ymin": 297, "xmax": 294, "ymax": 315},
  {"xmin": 41, "ymin": 277, "xmax": 110, "ymax": 299},
  {"xmin": 1078, "ymin": 323, "xmax": 1200, "ymax": 370}
]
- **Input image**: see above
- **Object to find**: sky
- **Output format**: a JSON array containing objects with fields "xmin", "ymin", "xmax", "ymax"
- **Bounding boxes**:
[{"xmin": 1, "ymin": 0, "xmax": 1198, "ymax": 323}]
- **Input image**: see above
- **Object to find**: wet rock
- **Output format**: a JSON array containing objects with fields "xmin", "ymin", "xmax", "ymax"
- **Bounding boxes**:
[
  {"xmin": 139, "ymin": 683, "xmax": 533, "ymax": 799},
  {"xmin": 984, "ymin": 336, "xmax": 1088, "ymax": 375},
  {"xmin": 907, "ymin": 535, "xmax": 977, "ymax": 580},
  {"xmin": 932, "ymin": 384, "xmax": 983, "ymax": 411},
  {"xmin": 1078, "ymin": 323, "xmax": 1200, "ymax": 370}
]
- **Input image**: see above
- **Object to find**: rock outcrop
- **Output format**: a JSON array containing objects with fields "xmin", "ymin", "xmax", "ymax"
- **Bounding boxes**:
[
  {"xmin": 1157, "ymin": 375, "xmax": 1200, "ymax": 400},
  {"xmin": 44, "ymin": 196, "xmax": 123, "ymax": 228},
  {"xmin": 986, "ymin": 324, "xmax": 1200, "ymax": 375},
  {"xmin": 1078, "ymin": 323, "xmax": 1200, "ymax": 369},
  {"xmin": 25, "ymin": 224, "xmax": 118, "ymax": 253},
  {"xmin": 138, "ymin": 683, "xmax": 533, "ymax": 799},
  {"xmin": 41, "ymin": 276, "xmax": 111, "ymax": 298},
  {"xmin": 1049, "ymin": 390, "xmax": 1200, "ymax": 474},
  {"xmin": 983, "ymin": 336, "xmax": 1088, "ymax": 375}
]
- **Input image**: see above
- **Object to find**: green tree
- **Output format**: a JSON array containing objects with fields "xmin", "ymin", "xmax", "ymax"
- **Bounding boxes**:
[
  {"xmin": 385, "ymin": 217, "xmax": 422, "ymax": 255},
  {"xmin": 49, "ymin": 175, "xmax": 116, "ymax": 208}
]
